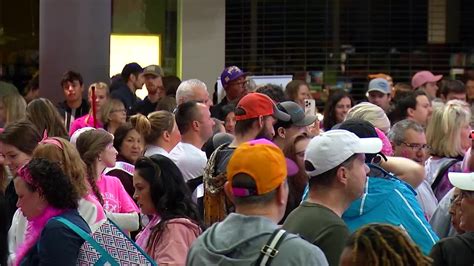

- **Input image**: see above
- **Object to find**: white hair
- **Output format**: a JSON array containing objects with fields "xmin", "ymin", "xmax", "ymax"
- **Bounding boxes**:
[
  {"xmin": 346, "ymin": 102, "xmax": 391, "ymax": 133},
  {"xmin": 175, "ymin": 79, "xmax": 208, "ymax": 105}
]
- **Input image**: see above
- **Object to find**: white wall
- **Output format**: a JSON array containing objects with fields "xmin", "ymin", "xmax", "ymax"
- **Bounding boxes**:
[{"xmin": 181, "ymin": 0, "xmax": 225, "ymax": 94}]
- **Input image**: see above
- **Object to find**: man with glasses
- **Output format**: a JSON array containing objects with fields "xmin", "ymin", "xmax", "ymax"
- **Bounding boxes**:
[
  {"xmin": 430, "ymin": 172, "xmax": 474, "ymax": 265},
  {"xmin": 388, "ymin": 119, "xmax": 438, "ymax": 220},
  {"xmin": 388, "ymin": 119, "xmax": 429, "ymax": 165},
  {"xmin": 211, "ymin": 66, "xmax": 248, "ymax": 120}
]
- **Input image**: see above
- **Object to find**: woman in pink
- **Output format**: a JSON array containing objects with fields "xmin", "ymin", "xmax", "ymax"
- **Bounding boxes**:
[
  {"xmin": 76, "ymin": 129, "xmax": 140, "ymax": 232},
  {"xmin": 69, "ymin": 82, "xmax": 109, "ymax": 136},
  {"xmin": 134, "ymin": 155, "xmax": 202, "ymax": 264}
]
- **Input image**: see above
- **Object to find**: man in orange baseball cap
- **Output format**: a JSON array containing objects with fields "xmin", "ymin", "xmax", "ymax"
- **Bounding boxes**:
[{"xmin": 188, "ymin": 139, "xmax": 328, "ymax": 265}]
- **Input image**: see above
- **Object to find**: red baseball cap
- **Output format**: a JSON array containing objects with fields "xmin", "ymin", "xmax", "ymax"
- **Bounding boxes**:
[{"xmin": 235, "ymin": 93, "xmax": 290, "ymax": 121}]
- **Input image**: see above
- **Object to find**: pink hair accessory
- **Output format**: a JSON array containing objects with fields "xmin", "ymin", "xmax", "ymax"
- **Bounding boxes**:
[
  {"xmin": 39, "ymin": 130, "xmax": 64, "ymax": 150},
  {"xmin": 375, "ymin": 127, "xmax": 393, "ymax": 156},
  {"xmin": 17, "ymin": 163, "xmax": 35, "ymax": 186}
]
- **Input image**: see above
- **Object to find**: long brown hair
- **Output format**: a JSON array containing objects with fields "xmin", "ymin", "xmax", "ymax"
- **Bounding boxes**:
[
  {"xmin": 1, "ymin": 93, "xmax": 27, "ymax": 125},
  {"xmin": 32, "ymin": 138, "xmax": 89, "ymax": 197},
  {"xmin": 282, "ymin": 133, "xmax": 311, "ymax": 220},
  {"xmin": 76, "ymin": 129, "xmax": 114, "ymax": 205},
  {"xmin": 26, "ymin": 98, "xmax": 68, "ymax": 138}
]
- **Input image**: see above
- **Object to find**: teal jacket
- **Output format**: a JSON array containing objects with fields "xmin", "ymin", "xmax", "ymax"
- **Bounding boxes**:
[{"xmin": 342, "ymin": 165, "xmax": 439, "ymax": 254}]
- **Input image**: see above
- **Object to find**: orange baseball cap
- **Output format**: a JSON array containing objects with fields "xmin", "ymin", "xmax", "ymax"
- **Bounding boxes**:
[{"xmin": 227, "ymin": 139, "xmax": 294, "ymax": 197}]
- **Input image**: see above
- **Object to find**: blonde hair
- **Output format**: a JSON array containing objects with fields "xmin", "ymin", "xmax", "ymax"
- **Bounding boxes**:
[
  {"xmin": 32, "ymin": 138, "xmax": 89, "ymax": 197},
  {"xmin": 346, "ymin": 102, "xmax": 391, "ymax": 133},
  {"xmin": 1, "ymin": 92, "xmax": 27, "ymax": 125},
  {"xmin": 26, "ymin": 98, "xmax": 68, "ymax": 138},
  {"xmin": 426, "ymin": 100, "xmax": 471, "ymax": 157},
  {"xmin": 87, "ymin": 82, "xmax": 110, "ymax": 99},
  {"xmin": 100, "ymin": 98, "xmax": 124, "ymax": 126},
  {"xmin": 132, "ymin": 111, "xmax": 176, "ymax": 144}
]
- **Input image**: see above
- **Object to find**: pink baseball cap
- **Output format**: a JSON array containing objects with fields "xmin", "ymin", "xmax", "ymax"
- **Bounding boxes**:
[{"xmin": 411, "ymin": 71, "xmax": 442, "ymax": 89}]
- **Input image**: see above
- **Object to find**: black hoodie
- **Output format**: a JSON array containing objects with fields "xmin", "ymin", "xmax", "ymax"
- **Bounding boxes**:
[{"xmin": 430, "ymin": 231, "xmax": 474, "ymax": 265}]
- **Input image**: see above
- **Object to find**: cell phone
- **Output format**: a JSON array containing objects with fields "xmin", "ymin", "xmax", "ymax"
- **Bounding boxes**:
[{"xmin": 304, "ymin": 99, "xmax": 316, "ymax": 116}]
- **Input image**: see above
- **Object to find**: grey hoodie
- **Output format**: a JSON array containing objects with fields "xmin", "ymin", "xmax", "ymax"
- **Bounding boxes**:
[{"xmin": 186, "ymin": 213, "xmax": 328, "ymax": 265}]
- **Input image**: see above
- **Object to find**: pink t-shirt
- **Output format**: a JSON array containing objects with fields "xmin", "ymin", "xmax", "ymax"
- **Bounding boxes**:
[
  {"xmin": 69, "ymin": 114, "xmax": 103, "ymax": 137},
  {"xmin": 82, "ymin": 193, "xmax": 107, "ymax": 227},
  {"xmin": 96, "ymin": 174, "xmax": 139, "ymax": 213}
]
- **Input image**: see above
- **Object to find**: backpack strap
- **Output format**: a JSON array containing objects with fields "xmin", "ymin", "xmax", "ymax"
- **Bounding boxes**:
[
  {"xmin": 203, "ymin": 143, "xmax": 232, "ymax": 226},
  {"xmin": 53, "ymin": 217, "xmax": 119, "ymax": 266},
  {"xmin": 255, "ymin": 229, "xmax": 288, "ymax": 266},
  {"xmin": 431, "ymin": 159, "xmax": 460, "ymax": 191}
]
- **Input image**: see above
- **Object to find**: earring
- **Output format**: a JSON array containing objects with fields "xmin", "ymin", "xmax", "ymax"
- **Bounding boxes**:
[{"xmin": 98, "ymin": 157, "xmax": 102, "ymax": 162}]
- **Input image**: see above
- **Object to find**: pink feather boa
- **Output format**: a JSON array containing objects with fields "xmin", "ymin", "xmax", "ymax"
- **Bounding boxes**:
[
  {"xmin": 14, "ymin": 206, "xmax": 66, "ymax": 266},
  {"xmin": 375, "ymin": 127, "xmax": 393, "ymax": 156}
]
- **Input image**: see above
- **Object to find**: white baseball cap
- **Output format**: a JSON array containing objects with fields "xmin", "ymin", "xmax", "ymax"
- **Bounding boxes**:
[
  {"xmin": 448, "ymin": 172, "xmax": 474, "ymax": 191},
  {"xmin": 305, "ymin": 129, "xmax": 382, "ymax": 177}
]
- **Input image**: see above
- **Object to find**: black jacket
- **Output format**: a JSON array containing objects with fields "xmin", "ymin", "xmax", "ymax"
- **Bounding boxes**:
[
  {"xmin": 57, "ymin": 99, "xmax": 89, "ymax": 131},
  {"xmin": 110, "ymin": 84, "xmax": 139, "ymax": 116},
  {"xmin": 430, "ymin": 232, "xmax": 474, "ymax": 265}
]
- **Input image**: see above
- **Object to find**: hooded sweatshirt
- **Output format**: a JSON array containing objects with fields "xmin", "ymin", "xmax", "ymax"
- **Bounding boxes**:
[
  {"xmin": 342, "ymin": 169, "xmax": 439, "ymax": 255},
  {"xmin": 429, "ymin": 232, "xmax": 474, "ymax": 266},
  {"xmin": 186, "ymin": 213, "xmax": 328, "ymax": 265},
  {"xmin": 145, "ymin": 217, "xmax": 201, "ymax": 265}
]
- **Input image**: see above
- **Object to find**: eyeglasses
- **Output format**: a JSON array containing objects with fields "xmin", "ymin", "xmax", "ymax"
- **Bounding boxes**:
[
  {"xmin": 111, "ymin": 109, "xmax": 127, "ymax": 113},
  {"xmin": 401, "ymin": 142, "xmax": 430, "ymax": 152},
  {"xmin": 228, "ymin": 80, "xmax": 248, "ymax": 87}
]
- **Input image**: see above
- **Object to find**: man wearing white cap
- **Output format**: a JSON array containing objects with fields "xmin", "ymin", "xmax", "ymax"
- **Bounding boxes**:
[
  {"xmin": 430, "ymin": 172, "xmax": 474, "ymax": 265},
  {"xmin": 283, "ymin": 130, "xmax": 382, "ymax": 266},
  {"xmin": 411, "ymin": 70, "xmax": 443, "ymax": 99}
]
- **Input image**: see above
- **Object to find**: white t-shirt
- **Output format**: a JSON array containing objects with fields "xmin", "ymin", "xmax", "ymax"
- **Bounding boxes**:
[
  {"xmin": 144, "ymin": 145, "xmax": 169, "ymax": 157},
  {"xmin": 415, "ymin": 179, "xmax": 438, "ymax": 221},
  {"xmin": 169, "ymin": 142, "xmax": 207, "ymax": 182}
]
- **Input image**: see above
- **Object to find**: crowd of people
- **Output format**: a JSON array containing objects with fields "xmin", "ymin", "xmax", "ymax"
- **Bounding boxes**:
[{"xmin": 0, "ymin": 63, "xmax": 473, "ymax": 265}]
